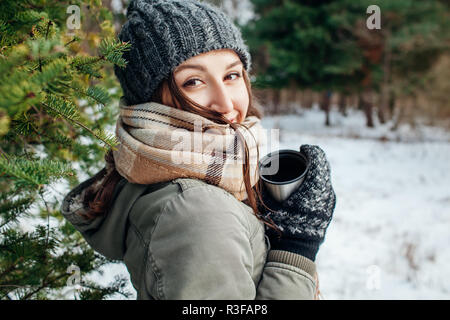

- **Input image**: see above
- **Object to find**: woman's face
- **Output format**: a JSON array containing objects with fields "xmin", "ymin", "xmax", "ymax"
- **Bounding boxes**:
[{"xmin": 162, "ymin": 49, "xmax": 249, "ymax": 124}]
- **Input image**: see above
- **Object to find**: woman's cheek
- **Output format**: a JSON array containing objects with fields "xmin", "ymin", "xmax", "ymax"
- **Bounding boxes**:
[
  {"xmin": 236, "ymin": 86, "xmax": 250, "ymax": 119},
  {"xmin": 186, "ymin": 91, "xmax": 209, "ymax": 107}
]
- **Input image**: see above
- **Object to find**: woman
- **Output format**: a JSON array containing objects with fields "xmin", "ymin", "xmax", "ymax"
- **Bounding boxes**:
[{"xmin": 61, "ymin": 0, "xmax": 336, "ymax": 300}]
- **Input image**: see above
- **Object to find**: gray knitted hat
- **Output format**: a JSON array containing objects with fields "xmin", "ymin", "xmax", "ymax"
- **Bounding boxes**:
[{"xmin": 114, "ymin": 0, "xmax": 252, "ymax": 105}]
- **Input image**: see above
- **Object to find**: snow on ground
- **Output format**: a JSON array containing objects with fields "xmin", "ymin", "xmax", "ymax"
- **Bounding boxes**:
[
  {"xmin": 261, "ymin": 105, "xmax": 450, "ymax": 299},
  {"xmin": 62, "ymin": 104, "xmax": 450, "ymax": 300}
]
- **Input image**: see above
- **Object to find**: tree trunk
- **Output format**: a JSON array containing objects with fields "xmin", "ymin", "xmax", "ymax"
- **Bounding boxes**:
[
  {"xmin": 357, "ymin": 93, "xmax": 364, "ymax": 111},
  {"xmin": 302, "ymin": 89, "xmax": 313, "ymax": 109},
  {"xmin": 295, "ymin": 89, "xmax": 302, "ymax": 111},
  {"xmin": 338, "ymin": 93, "xmax": 347, "ymax": 117},
  {"xmin": 279, "ymin": 88, "xmax": 289, "ymax": 113},
  {"xmin": 391, "ymin": 99, "xmax": 405, "ymax": 131},
  {"xmin": 388, "ymin": 91, "xmax": 396, "ymax": 120},
  {"xmin": 320, "ymin": 91, "xmax": 332, "ymax": 126},
  {"xmin": 378, "ymin": 90, "xmax": 387, "ymax": 124},
  {"xmin": 407, "ymin": 95, "xmax": 417, "ymax": 129},
  {"xmin": 272, "ymin": 89, "xmax": 281, "ymax": 115},
  {"xmin": 288, "ymin": 82, "xmax": 297, "ymax": 113},
  {"xmin": 378, "ymin": 28, "xmax": 392, "ymax": 124},
  {"xmin": 361, "ymin": 89, "xmax": 375, "ymax": 128},
  {"xmin": 391, "ymin": 96, "xmax": 417, "ymax": 131}
]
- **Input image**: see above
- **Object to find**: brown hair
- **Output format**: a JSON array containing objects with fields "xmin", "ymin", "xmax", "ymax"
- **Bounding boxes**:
[{"xmin": 83, "ymin": 69, "xmax": 280, "ymax": 233}]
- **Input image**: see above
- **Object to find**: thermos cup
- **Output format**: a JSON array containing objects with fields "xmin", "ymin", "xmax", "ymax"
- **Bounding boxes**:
[{"xmin": 258, "ymin": 149, "xmax": 309, "ymax": 202}]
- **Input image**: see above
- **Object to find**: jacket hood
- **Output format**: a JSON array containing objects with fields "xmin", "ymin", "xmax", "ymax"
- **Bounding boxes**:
[
  {"xmin": 61, "ymin": 170, "xmax": 108, "ymax": 222},
  {"xmin": 60, "ymin": 169, "xmax": 149, "ymax": 260}
]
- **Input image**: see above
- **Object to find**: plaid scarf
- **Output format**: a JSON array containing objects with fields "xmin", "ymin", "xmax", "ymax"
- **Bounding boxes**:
[{"xmin": 113, "ymin": 100, "xmax": 265, "ymax": 201}]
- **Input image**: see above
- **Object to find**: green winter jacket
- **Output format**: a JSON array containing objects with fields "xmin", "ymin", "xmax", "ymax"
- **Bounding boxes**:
[{"xmin": 61, "ymin": 174, "xmax": 317, "ymax": 300}]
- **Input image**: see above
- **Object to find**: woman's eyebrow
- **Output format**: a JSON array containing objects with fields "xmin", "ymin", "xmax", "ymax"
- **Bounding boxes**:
[
  {"xmin": 225, "ymin": 60, "xmax": 243, "ymax": 69},
  {"xmin": 174, "ymin": 64, "xmax": 205, "ymax": 73},
  {"xmin": 174, "ymin": 60, "xmax": 242, "ymax": 73}
]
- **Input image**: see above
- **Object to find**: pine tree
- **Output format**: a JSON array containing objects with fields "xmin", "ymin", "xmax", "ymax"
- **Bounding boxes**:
[
  {"xmin": 244, "ymin": 0, "xmax": 449, "ymax": 127},
  {"xmin": 326, "ymin": 0, "xmax": 450, "ymax": 127},
  {"xmin": 0, "ymin": 0, "xmax": 132, "ymax": 299},
  {"xmin": 243, "ymin": 0, "xmax": 364, "ymax": 124}
]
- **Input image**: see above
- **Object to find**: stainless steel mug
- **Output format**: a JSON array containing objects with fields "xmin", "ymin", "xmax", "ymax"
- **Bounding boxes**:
[{"xmin": 258, "ymin": 149, "xmax": 309, "ymax": 202}]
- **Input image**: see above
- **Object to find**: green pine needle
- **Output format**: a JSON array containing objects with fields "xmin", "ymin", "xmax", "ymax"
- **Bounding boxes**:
[{"xmin": 0, "ymin": 154, "xmax": 75, "ymax": 190}]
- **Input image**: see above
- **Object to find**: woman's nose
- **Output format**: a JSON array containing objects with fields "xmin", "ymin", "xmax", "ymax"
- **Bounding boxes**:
[{"xmin": 209, "ymin": 83, "xmax": 234, "ymax": 114}]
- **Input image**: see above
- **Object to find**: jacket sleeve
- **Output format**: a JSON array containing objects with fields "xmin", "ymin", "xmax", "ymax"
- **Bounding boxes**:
[
  {"xmin": 255, "ymin": 249, "xmax": 317, "ymax": 300},
  {"xmin": 144, "ymin": 185, "xmax": 317, "ymax": 300}
]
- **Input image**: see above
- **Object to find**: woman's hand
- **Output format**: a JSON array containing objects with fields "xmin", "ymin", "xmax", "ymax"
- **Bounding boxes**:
[{"xmin": 261, "ymin": 145, "xmax": 337, "ymax": 261}]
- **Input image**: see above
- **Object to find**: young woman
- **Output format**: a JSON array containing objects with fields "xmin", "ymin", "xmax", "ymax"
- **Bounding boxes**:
[{"xmin": 61, "ymin": 0, "xmax": 336, "ymax": 300}]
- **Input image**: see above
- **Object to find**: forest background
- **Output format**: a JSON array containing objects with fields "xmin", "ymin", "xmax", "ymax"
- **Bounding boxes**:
[{"xmin": 0, "ymin": 0, "xmax": 448, "ymax": 299}]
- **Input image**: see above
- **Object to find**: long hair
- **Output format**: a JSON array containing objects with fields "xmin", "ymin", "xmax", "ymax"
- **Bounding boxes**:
[{"xmin": 82, "ymin": 69, "xmax": 280, "ymax": 232}]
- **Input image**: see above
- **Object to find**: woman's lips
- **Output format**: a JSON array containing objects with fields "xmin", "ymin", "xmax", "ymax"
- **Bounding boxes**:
[{"xmin": 225, "ymin": 112, "xmax": 239, "ymax": 123}]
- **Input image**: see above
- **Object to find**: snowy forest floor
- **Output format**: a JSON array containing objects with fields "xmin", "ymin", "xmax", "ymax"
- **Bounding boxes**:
[{"xmin": 87, "ymin": 105, "xmax": 450, "ymax": 299}]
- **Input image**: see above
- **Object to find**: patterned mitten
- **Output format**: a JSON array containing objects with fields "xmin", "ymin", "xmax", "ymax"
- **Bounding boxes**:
[{"xmin": 261, "ymin": 145, "xmax": 337, "ymax": 261}]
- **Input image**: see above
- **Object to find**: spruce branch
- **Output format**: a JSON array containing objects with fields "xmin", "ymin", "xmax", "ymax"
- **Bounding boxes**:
[
  {"xmin": 37, "ymin": 189, "xmax": 51, "ymax": 252},
  {"xmin": 0, "ymin": 154, "xmax": 75, "ymax": 190},
  {"xmin": 41, "ymin": 96, "xmax": 118, "ymax": 150},
  {"xmin": 85, "ymin": 86, "xmax": 112, "ymax": 107},
  {"xmin": 64, "ymin": 36, "xmax": 80, "ymax": 47},
  {"xmin": 0, "ymin": 0, "xmax": 131, "ymax": 300},
  {"xmin": 0, "ymin": 257, "xmax": 24, "ymax": 281},
  {"xmin": 98, "ymin": 38, "xmax": 131, "ymax": 68},
  {"xmin": 61, "ymin": 82, "xmax": 112, "ymax": 107},
  {"xmin": 20, "ymin": 272, "xmax": 67, "ymax": 300},
  {"xmin": 0, "ymin": 196, "xmax": 35, "ymax": 229},
  {"xmin": 70, "ymin": 55, "xmax": 104, "ymax": 78},
  {"xmin": 31, "ymin": 57, "xmax": 68, "ymax": 87}
]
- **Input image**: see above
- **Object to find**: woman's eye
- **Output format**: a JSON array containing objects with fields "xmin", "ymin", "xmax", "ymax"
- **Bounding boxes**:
[
  {"xmin": 183, "ymin": 79, "xmax": 201, "ymax": 87},
  {"xmin": 225, "ymin": 72, "xmax": 241, "ymax": 81}
]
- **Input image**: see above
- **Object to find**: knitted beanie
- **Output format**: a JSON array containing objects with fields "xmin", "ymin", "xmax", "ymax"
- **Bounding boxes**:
[{"xmin": 114, "ymin": 0, "xmax": 252, "ymax": 105}]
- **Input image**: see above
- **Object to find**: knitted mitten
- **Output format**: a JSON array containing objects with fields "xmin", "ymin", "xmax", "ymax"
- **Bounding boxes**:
[{"xmin": 261, "ymin": 145, "xmax": 337, "ymax": 262}]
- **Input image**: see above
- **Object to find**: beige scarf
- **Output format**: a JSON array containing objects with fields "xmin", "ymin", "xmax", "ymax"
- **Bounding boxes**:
[{"xmin": 113, "ymin": 99, "xmax": 265, "ymax": 201}]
